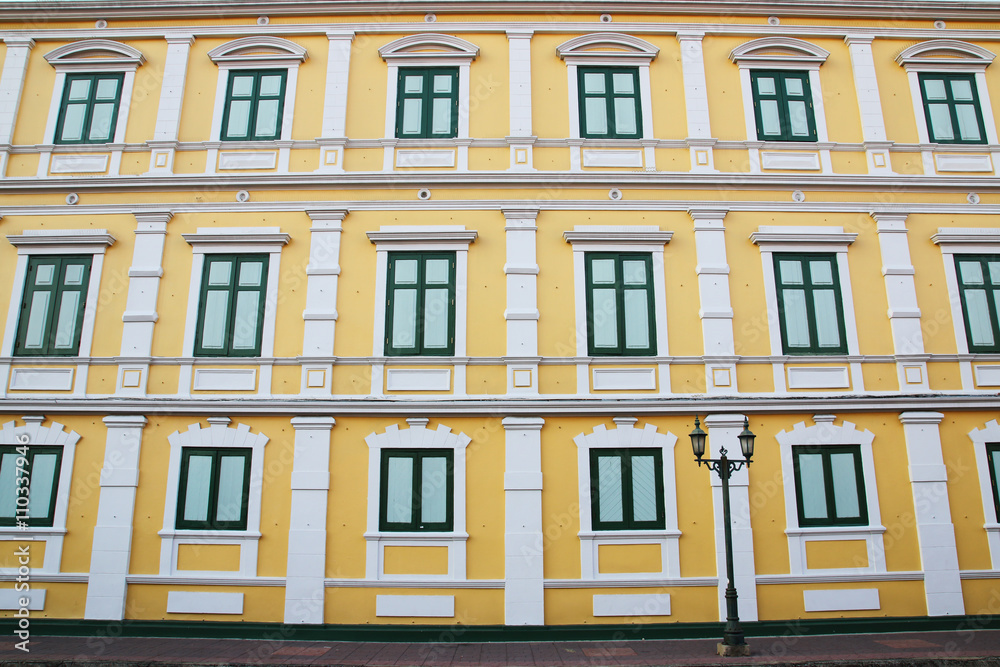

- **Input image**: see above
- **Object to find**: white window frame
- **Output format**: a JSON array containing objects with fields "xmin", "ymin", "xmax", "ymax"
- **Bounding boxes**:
[
  {"xmin": 776, "ymin": 415, "xmax": 885, "ymax": 575},
  {"xmin": 363, "ymin": 418, "xmax": 470, "ymax": 581},
  {"xmin": 931, "ymin": 227, "xmax": 1000, "ymax": 390},
  {"xmin": 970, "ymin": 418, "xmax": 1000, "ymax": 568},
  {"xmin": 729, "ymin": 37, "xmax": 832, "ymax": 173},
  {"xmin": 563, "ymin": 226, "xmax": 672, "ymax": 395},
  {"xmin": 178, "ymin": 228, "xmax": 290, "ymax": 397},
  {"xmin": 896, "ymin": 40, "xmax": 998, "ymax": 174},
  {"xmin": 1, "ymin": 230, "xmax": 116, "ymax": 397},
  {"xmin": 206, "ymin": 36, "xmax": 308, "ymax": 174},
  {"xmin": 750, "ymin": 226, "xmax": 861, "ymax": 393},
  {"xmin": 378, "ymin": 34, "xmax": 480, "ymax": 171},
  {"xmin": 159, "ymin": 417, "xmax": 268, "ymax": 578},
  {"xmin": 366, "ymin": 226, "xmax": 477, "ymax": 396},
  {"xmin": 0, "ymin": 416, "xmax": 78, "ymax": 575},
  {"xmin": 39, "ymin": 40, "xmax": 144, "ymax": 178},
  {"xmin": 574, "ymin": 417, "xmax": 679, "ymax": 581},
  {"xmin": 556, "ymin": 33, "xmax": 658, "ymax": 171}
]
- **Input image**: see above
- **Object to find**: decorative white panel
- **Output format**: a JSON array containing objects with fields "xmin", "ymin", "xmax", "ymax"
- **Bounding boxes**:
[
  {"xmin": 375, "ymin": 595, "xmax": 455, "ymax": 618},
  {"xmin": 592, "ymin": 367, "xmax": 656, "ymax": 390},
  {"xmin": 166, "ymin": 591, "xmax": 244, "ymax": 615},
  {"xmin": 192, "ymin": 368, "xmax": 257, "ymax": 391},
  {"xmin": 593, "ymin": 593, "xmax": 670, "ymax": 617},
  {"xmin": 395, "ymin": 150, "xmax": 455, "ymax": 168},
  {"xmin": 217, "ymin": 151, "xmax": 277, "ymax": 170},
  {"xmin": 9, "ymin": 367, "xmax": 74, "ymax": 391},
  {"xmin": 786, "ymin": 366, "xmax": 850, "ymax": 389},
  {"xmin": 803, "ymin": 588, "xmax": 879, "ymax": 612},
  {"xmin": 385, "ymin": 368, "xmax": 451, "ymax": 391},
  {"xmin": 760, "ymin": 151, "xmax": 821, "ymax": 170},
  {"xmin": 974, "ymin": 365, "xmax": 1000, "ymax": 387},
  {"xmin": 49, "ymin": 154, "xmax": 109, "ymax": 173},
  {"xmin": 582, "ymin": 149, "xmax": 643, "ymax": 168},
  {"xmin": 0, "ymin": 589, "xmax": 44, "ymax": 611},
  {"xmin": 934, "ymin": 153, "xmax": 992, "ymax": 172}
]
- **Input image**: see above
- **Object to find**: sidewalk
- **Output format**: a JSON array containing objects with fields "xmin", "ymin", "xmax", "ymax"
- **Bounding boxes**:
[{"xmin": 2, "ymin": 629, "xmax": 1000, "ymax": 666}]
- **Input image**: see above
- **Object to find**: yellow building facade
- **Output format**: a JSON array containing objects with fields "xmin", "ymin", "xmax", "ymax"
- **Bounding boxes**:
[{"xmin": 0, "ymin": 0, "xmax": 999, "ymax": 637}]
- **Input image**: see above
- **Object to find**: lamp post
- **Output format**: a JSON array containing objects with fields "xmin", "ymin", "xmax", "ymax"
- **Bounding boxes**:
[{"xmin": 689, "ymin": 416, "xmax": 755, "ymax": 657}]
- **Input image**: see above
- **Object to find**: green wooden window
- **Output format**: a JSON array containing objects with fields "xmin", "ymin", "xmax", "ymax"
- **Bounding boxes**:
[
  {"xmin": 0, "ymin": 445, "xmax": 62, "ymax": 528},
  {"xmin": 55, "ymin": 73, "xmax": 124, "ymax": 144},
  {"xmin": 15, "ymin": 256, "xmax": 92, "ymax": 357},
  {"xmin": 955, "ymin": 255, "xmax": 1000, "ymax": 352},
  {"xmin": 590, "ymin": 449, "xmax": 664, "ymax": 531},
  {"xmin": 395, "ymin": 68, "xmax": 459, "ymax": 139},
  {"xmin": 176, "ymin": 448, "xmax": 251, "ymax": 530},
  {"xmin": 578, "ymin": 67, "xmax": 642, "ymax": 138},
  {"xmin": 792, "ymin": 445, "xmax": 868, "ymax": 527},
  {"xmin": 385, "ymin": 252, "xmax": 455, "ymax": 356},
  {"xmin": 379, "ymin": 449, "xmax": 454, "ymax": 532},
  {"xmin": 774, "ymin": 253, "xmax": 847, "ymax": 355},
  {"xmin": 585, "ymin": 253, "xmax": 656, "ymax": 356},
  {"xmin": 986, "ymin": 444, "xmax": 1000, "ymax": 522},
  {"xmin": 221, "ymin": 70, "xmax": 287, "ymax": 141},
  {"xmin": 919, "ymin": 73, "xmax": 987, "ymax": 144},
  {"xmin": 751, "ymin": 70, "xmax": 817, "ymax": 142},
  {"xmin": 194, "ymin": 255, "xmax": 269, "ymax": 357}
]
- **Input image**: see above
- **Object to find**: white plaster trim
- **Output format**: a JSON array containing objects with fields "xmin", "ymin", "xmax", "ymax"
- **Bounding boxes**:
[
  {"xmin": 44, "ymin": 39, "xmax": 144, "ymax": 69},
  {"xmin": 166, "ymin": 591, "xmax": 244, "ymax": 614},
  {"xmin": 896, "ymin": 40, "xmax": 995, "ymax": 71},
  {"xmin": 593, "ymin": 593, "xmax": 670, "ymax": 617},
  {"xmin": 776, "ymin": 416, "xmax": 885, "ymax": 575},
  {"xmin": 6, "ymin": 229, "xmax": 116, "ymax": 250},
  {"xmin": 375, "ymin": 594, "xmax": 455, "ymax": 617},
  {"xmin": 192, "ymin": 368, "xmax": 257, "ymax": 391},
  {"xmin": 0, "ymin": 589, "xmax": 44, "ymax": 611},
  {"xmin": 751, "ymin": 226, "xmax": 858, "ymax": 249},
  {"xmin": 0, "ymin": 417, "xmax": 79, "ymax": 575},
  {"xmin": 592, "ymin": 367, "xmax": 656, "ymax": 391},
  {"xmin": 161, "ymin": 420, "xmax": 269, "ymax": 577},
  {"xmin": 207, "ymin": 36, "xmax": 307, "ymax": 64},
  {"xmin": 803, "ymin": 588, "xmax": 880, "ymax": 612},
  {"xmin": 969, "ymin": 420, "xmax": 1000, "ymax": 569},
  {"xmin": 582, "ymin": 149, "xmax": 643, "ymax": 168},
  {"xmin": 217, "ymin": 151, "xmax": 277, "ymax": 170},
  {"xmin": 974, "ymin": 365, "xmax": 1000, "ymax": 387},
  {"xmin": 932, "ymin": 227, "xmax": 1000, "ymax": 246},
  {"xmin": 49, "ymin": 154, "xmax": 109, "ymax": 174},
  {"xmin": 574, "ymin": 419, "xmax": 679, "ymax": 580},
  {"xmin": 385, "ymin": 368, "xmax": 451, "ymax": 391},
  {"xmin": 786, "ymin": 366, "xmax": 851, "ymax": 389},
  {"xmin": 379, "ymin": 34, "xmax": 479, "ymax": 64},
  {"xmin": 364, "ymin": 420, "xmax": 471, "ymax": 581},
  {"xmin": 730, "ymin": 37, "xmax": 831, "ymax": 65},
  {"xmin": 934, "ymin": 153, "xmax": 993, "ymax": 172},
  {"xmin": 395, "ymin": 149, "xmax": 456, "ymax": 168},
  {"xmin": 760, "ymin": 151, "xmax": 821, "ymax": 171},
  {"xmin": 8, "ymin": 368, "xmax": 74, "ymax": 391},
  {"xmin": 556, "ymin": 33, "xmax": 659, "ymax": 64}
]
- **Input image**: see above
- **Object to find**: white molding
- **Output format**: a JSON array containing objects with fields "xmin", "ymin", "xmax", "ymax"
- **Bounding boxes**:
[
  {"xmin": 0, "ymin": 37, "xmax": 34, "ymax": 175},
  {"xmin": 563, "ymin": 227, "xmax": 673, "ymax": 246},
  {"xmin": 182, "ymin": 227, "xmax": 290, "ymax": 251},
  {"xmin": 396, "ymin": 149, "xmax": 456, "ymax": 168},
  {"xmin": 776, "ymin": 416, "xmax": 886, "ymax": 576},
  {"xmin": 507, "ymin": 30, "xmax": 534, "ymax": 170},
  {"xmin": 44, "ymin": 39, "xmax": 144, "ymax": 69},
  {"xmin": 729, "ymin": 36, "xmax": 830, "ymax": 66},
  {"xmin": 166, "ymin": 591, "xmax": 244, "ymax": 615},
  {"xmin": 574, "ymin": 419, "xmax": 679, "ymax": 581},
  {"xmin": 49, "ymin": 153, "xmax": 108, "ymax": 174},
  {"xmin": 556, "ymin": 33, "xmax": 659, "ymax": 65},
  {"xmin": 592, "ymin": 367, "xmax": 656, "ymax": 391},
  {"xmin": 317, "ymin": 31, "xmax": 354, "ymax": 173},
  {"xmin": 582, "ymin": 149, "xmax": 643, "ymax": 168},
  {"xmin": 786, "ymin": 366, "xmax": 850, "ymax": 389},
  {"xmin": 593, "ymin": 593, "xmax": 670, "ymax": 617},
  {"xmin": 378, "ymin": 33, "xmax": 479, "ymax": 65},
  {"xmin": 364, "ymin": 420, "xmax": 471, "ymax": 581},
  {"xmin": 760, "ymin": 151, "xmax": 821, "ymax": 171},
  {"xmin": 207, "ymin": 36, "xmax": 307, "ymax": 64},
  {"xmin": 300, "ymin": 210, "xmax": 346, "ymax": 395},
  {"xmin": 846, "ymin": 35, "xmax": 890, "ymax": 174},
  {"xmin": 689, "ymin": 209, "xmax": 737, "ymax": 393},
  {"xmin": 969, "ymin": 419, "xmax": 1000, "ymax": 569},
  {"xmin": 161, "ymin": 419, "xmax": 269, "ymax": 577},
  {"xmin": 385, "ymin": 368, "xmax": 451, "ymax": 391},
  {"xmin": 7, "ymin": 229, "xmax": 116, "ymax": 251},
  {"xmin": 192, "ymin": 368, "xmax": 257, "ymax": 391},
  {"xmin": 217, "ymin": 150, "xmax": 277, "ymax": 170},
  {"xmin": 974, "ymin": 365, "xmax": 1000, "ymax": 387},
  {"xmin": 803, "ymin": 588, "xmax": 879, "ymax": 612},
  {"xmin": 932, "ymin": 227, "xmax": 1000, "ymax": 246},
  {"xmin": 147, "ymin": 35, "xmax": 193, "ymax": 174},
  {"xmin": 934, "ymin": 153, "xmax": 993, "ymax": 172},
  {"xmin": 8, "ymin": 368, "xmax": 74, "ymax": 391},
  {"xmin": 375, "ymin": 594, "xmax": 454, "ymax": 617},
  {"xmin": 502, "ymin": 416, "xmax": 544, "ymax": 625},
  {"xmin": 0, "ymin": 416, "xmax": 79, "ymax": 575},
  {"xmin": 504, "ymin": 209, "xmax": 540, "ymax": 395},
  {"xmin": 896, "ymin": 39, "xmax": 996, "ymax": 72},
  {"xmin": 0, "ymin": 589, "xmax": 44, "ymax": 611}
]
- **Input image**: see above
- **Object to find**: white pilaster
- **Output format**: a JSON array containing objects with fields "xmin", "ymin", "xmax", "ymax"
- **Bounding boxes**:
[
  {"xmin": 677, "ymin": 32, "xmax": 717, "ymax": 172},
  {"xmin": 285, "ymin": 416, "xmax": 335, "ymax": 624},
  {"xmin": 84, "ymin": 416, "xmax": 147, "ymax": 620},
  {"xmin": 704, "ymin": 414, "xmax": 757, "ymax": 623},
  {"xmin": 502, "ymin": 416, "xmax": 544, "ymax": 626},
  {"xmin": 147, "ymin": 34, "xmax": 194, "ymax": 174},
  {"xmin": 506, "ymin": 29, "xmax": 535, "ymax": 171},
  {"xmin": 302, "ymin": 209, "xmax": 347, "ymax": 395},
  {"xmin": 317, "ymin": 30, "xmax": 354, "ymax": 172},
  {"xmin": 118, "ymin": 211, "xmax": 172, "ymax": 396},
  {"xmin": 0, "ymin": 37, "xmax": 33, "ymax": 176},
  {"xmin": 872, "ymin": 213, "xmax": 928, "ymax": 391},
  {"xmin": 503, "ymin": 208, "xmax": 540, "ymax": 395},
  {"xmin": 845, "ymin": 35, "xmax": 893, "ymax": 174},
  {"xmin": 690, "ymin": 209, "xmax": 737, "ymax": 394},
  {"xmin": 899, "ymin": 412, "xmax": 964, "ymax": 616}
]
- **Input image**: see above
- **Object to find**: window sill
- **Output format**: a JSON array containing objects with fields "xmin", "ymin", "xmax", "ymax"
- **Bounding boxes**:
[
  {"xmin": 364, "ymin": 531, "xmax": 468, "ymax": 541},
  {"xmin": 786, "ymin": 525, "xmax": 885, "ymax": 537},
  {"xmin": 579, "ymin": 530, "xmax": 681, "ymax": 539},
  {"xmin": 0, "ymin": 527, "xmax": 65, "ymax": 537},
  {"xmin": 158, "ymin": 529, "xmax": 261, "ymax": 540}
]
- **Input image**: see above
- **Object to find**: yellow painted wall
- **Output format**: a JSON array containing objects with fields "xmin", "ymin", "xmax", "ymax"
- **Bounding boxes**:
[
  {"xmin": 942, "ymin": 411, "xmax": 995, "ymax": 572},
  {"xmin": 325, "ymin": 588, "xmax": 504, "ymax": 625},
  {"xmin": 545, "ymin": 587, "xmax": 718, "ymax": 625},
  {"xmin": 758, "ymin": 581, "xmax": 927, "ymax": 620},
  {"xmin": 126, "ymin": 584, "xmax": 285, "ymax": 622}
]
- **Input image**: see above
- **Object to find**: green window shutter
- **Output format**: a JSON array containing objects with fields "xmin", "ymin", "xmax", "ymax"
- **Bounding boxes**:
[
  {"xmin": 15, "ymin": 255, "xmax": 92, "ymax": 357},
  {"xmin": 0, "ymin": 446, "xmax": 62, "ymax": 528},
  {"xmin": 379, "ymin": 449, "xmax": 454, "ymax": 532},
  {"xmin": 395, "ymin": 68, "xmax": 459, "ymax": 139},
  {"xmin": 792, "ymin": 445, "xmax": 868, "ymax": 527},
  {"xmin": 590, "ymin": 448, "xmax": 665, "ymax": 531},
  {"xmin": 750, "ymin": 70, "xmax": 817, "ymax": 142},
  {"xmin": 385, "ymin": 252, "xmax": 456, "ymax": 356},
  {"xmin": 585, "ymin": 253, "xmax": 656, "ymax": 356},
  {"xmin": 986, "ymin": 444, "xmax": 1000, "ymax": 522},
  {"xmin": 919, "ymin": 72, "xmax": 987, "ymax": 145},
  {"xmin": 955, "ymin": 255, "xmax": 1000, "ymax": 352},
  {"xmin": 194, "ymin": 254, "xmax": 269, "ymax": 357},
  {"xmin": 176, "ymin": 448, "xmax": 251, "ymax": 531},
  {"xmin": 774, "ymin": 253, "xmax": 847, "ymax": 355},
  {"xmin": 55, "ymin": 73, "xmax": 124, "ymax": 145},
  {"xmin": 221, "ymin": 70, "xmax": 287, "ymax": 141},
  {"xmin": 577, "ymin": 67, "xmax": 642, "ymax": 139}
]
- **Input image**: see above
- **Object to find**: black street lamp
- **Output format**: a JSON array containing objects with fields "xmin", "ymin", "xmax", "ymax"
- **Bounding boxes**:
[{"xmin": 689, "ymin": 416, "xmax": 755, "ymax": 657}]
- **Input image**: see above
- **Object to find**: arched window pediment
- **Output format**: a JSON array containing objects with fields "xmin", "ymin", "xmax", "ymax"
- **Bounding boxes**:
[
  {"xmin": 208, "ymin": 36, "xmax": 308, "ymax": 65},
  {"xmin": 730, "ymin": 36, "xmax": 830, "ymax": 67},
  {"xmin": 896, "ymin": 39, "xmax": 995, "ymax": 71},
  {"xmin": 44, "ymin": 39, "xmax": 144, "ymax": 70},
  {"xmin": 556, "ymin": 33, "xmax": 659, "ymax": 65},
  {"xmin": 379, "ymin": 33, "xmax": 480, "ymax": 64}
]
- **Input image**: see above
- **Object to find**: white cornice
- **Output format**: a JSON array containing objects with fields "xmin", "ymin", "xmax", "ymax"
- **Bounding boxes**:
[
  {"xmin": 207, "ymin": 35, "xmax": 308, "ymax": 64},
  {"xmin": 750, "ymin": 226, "xmax": 858, "ymax": 246},
  {"xmin": 556, "ymin": 32, "xmax": 659, "ymax": 64},
  {"xmin": 6, "ymin": 229, "xmax": 116, "ymax": 248},
  {"xmin": 563, "ymin": 226, "xmax": 673, "ymax": 245},
  {"xmin": 729, "ymin": 36, "xmax": 830, "ymax": 65},
  {"xmin": 378, "ymin": 33, "xmax": 479, "ymax": 63},
  {"xmin": 366, "ymin": 228, "xmax": 478, "ymax": 245},
  {"xmin": 896, "ymin": 39, "xmax": 995, "ymax": 72},
  {"xmin": 44, "ymin": 39, "xmax": 144, "ymax": 69},
  {"xmin": 932, "ymin": 228, "xmax": 1000, "ymax": 245},
  {"xmin": 182, "ymin": 228, "xmax": 291, "ymax": 246}
]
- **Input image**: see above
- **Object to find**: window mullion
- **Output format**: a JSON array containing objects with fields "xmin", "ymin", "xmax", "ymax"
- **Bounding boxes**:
[
  {"xmin": 43, "ymin": 258, "xmax": 65, "ymax": 355},
  {"xmin": 246, "ymin": 73, "xmax": 261, "ymax": 141},
  {"xmin": 222, "ymin": 257, "xmax": 240, "ymax": 357},
  {"xmin": 206, "ymin": 450, "xmax": 221, "ymax": 528},
  {"xmin": 411, "ymin": 453, "xmax": 422, "ymax": 531},
  {"xmin": 621, "ymin": 453, "xmax": 634, "ymax": 528},
  {"xmin": 823, "ymin": 451, "xmax": 839, "ymax": 522},
  {"xmin": 422, "ymin": 72, "xmax": 433, "ymax": 138}
]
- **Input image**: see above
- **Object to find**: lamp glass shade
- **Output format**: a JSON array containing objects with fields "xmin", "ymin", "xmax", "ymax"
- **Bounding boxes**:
[
  {"xmin": 690, "ymin": 417, "xmax": 707, "ymax": 458},
  {"xmin": 738, "ymin": 418, "xmax": 755, "ymax": 459}
]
